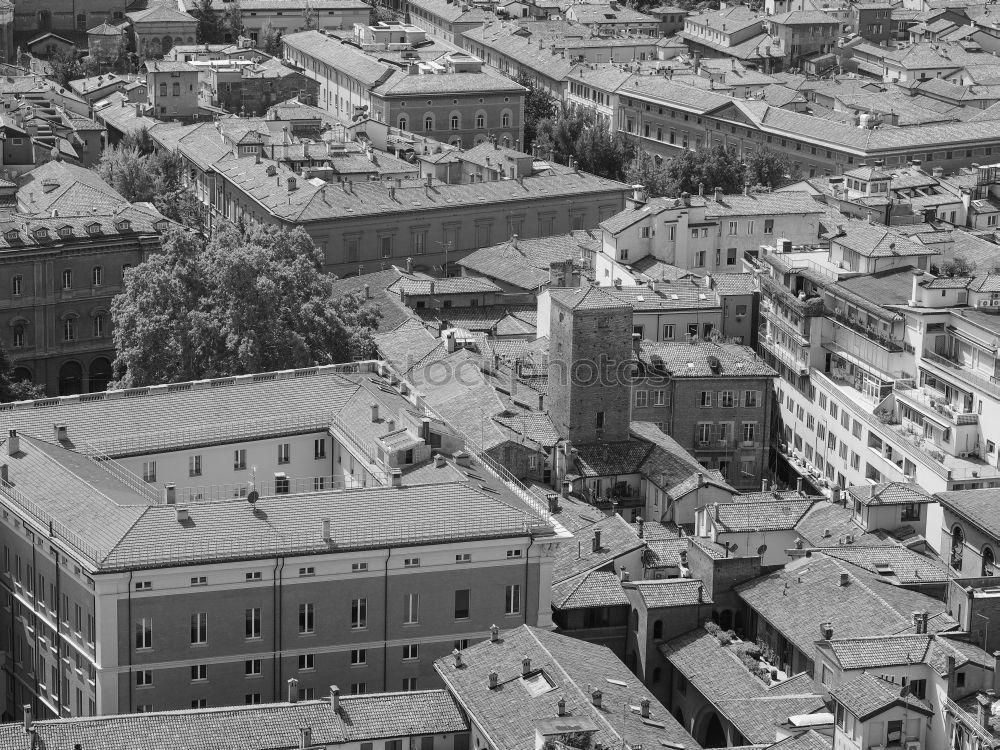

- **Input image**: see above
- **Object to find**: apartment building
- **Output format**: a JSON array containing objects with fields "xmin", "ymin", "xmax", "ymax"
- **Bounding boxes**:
[
  {"xmin": 144, "ymin": 117, "xmax": 626, "ymax": 277},
  {"xmin": 3, "ymin": 161, "xmax": 171, "ymax": 396},
  {"xmin": 633, "ymin": 341, "xmax": 777, "ymax": 490},
  {"xmin": 187, "ymin": 0, "xmax": 371, "ymax": 43},
  {"xmin": 0, "ymin": 689, "xmax": 469, "ymax": 748},
  {"xmin": 0, "ymin": 362, "xmax": 566, "ymax": 722},
  {"xmin": 598, "ymin": 189, "xmax": 824, "ymax": 276},
  {"xmin": 283, "ymin": 31, "xmax": 526, "ymax": 149},
  {"xmin": 753, "ymin": 226, "xmax": 1000, "ymax": 557}
]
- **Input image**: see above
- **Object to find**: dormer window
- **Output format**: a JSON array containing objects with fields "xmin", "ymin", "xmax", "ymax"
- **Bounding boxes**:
[
  {"xmin": 154, "ymin": 219, "xmax": 168, "ymax": 233},
  {"xmin": 4, "ymin": 229, "xmax": 19, "ymax": 242},
  {"xmin": 115, "ymin": 219, "xmax": 131, "ymax": 232},
  {"xmin": 58, "ymin": 226, "xmax": 72, "ymax": 238},
  {"xmin": 33, "ymin": 227, "xmax": 49, "ymax": 241}
]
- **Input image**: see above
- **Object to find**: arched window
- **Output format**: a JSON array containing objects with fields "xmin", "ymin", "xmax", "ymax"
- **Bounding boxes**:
[
  {"xmin": 450, "ymin": 114, "xmax": 460, "ymax": 130},
  {"xmin": 93, "ymin": 314, "xmax": 106, "ymax": 339},
  {"xmin": 92, "ymin": 266, "xmax": 103, "ymax": 286},
  {"xmin": 502, "ymin": 110, "xmax": 511, "ymax": 128},
  {"xmin": 631, "ymin": 608, "xmax": 639, "ymax": 632},
  {"xmin": 952, "ymin": 525, "xmax": 965, "ymax": 571},
  {"xmin": 398, "ymin": 115, "xmax": 408, "ymax": 131},
  {"xmin": 172, "ymin": 82, "xmax": 180, "ymax": 96},
  {"xmin": 62, "ymin": 269, "xmax": 73, "ymax": 290},
  {"xmin": 424, "ymin": 115, "xmax": 433, "ymax": 132},
  {"xmin": 63, "ymin": 316, "xmax": 77, "ymax": 342},
  {"xmin": 12, "ymin": 324, "xmax": 24, "ymax": 348},
  {"xmin": 653, "ymin": 620, "xmax": 663, "ymax": 640},
  {"xmin": 984, "ymin": 546, "xmax": 996, "ymax": 576},
  {"xmin": 11, "ymin": 275, "xmax": 22, "ymax": 295},
  {"xmin": 476, "ymin": 112, "xmax": 485, "ymax": 129}
]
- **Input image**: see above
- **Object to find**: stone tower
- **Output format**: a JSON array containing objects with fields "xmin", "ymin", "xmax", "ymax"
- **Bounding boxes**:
[{"xmin": 547, "ymin": 286, "xmax": 634, "ymax": 444}]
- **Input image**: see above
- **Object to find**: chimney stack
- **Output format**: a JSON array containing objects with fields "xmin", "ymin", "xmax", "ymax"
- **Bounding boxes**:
[
  {"xmin": 978, "ymin": 690, "xmax": 996, "ymax": 730},
  {"xmin": 329, "ymin": 685, "xmax": 340, "ymax": 713},
  {"xmin": 491, "ymin": 624, "xmax": 500, "ymax": 642},
  {"xmin": 839, "ymin": 572, "xmax": 850, "ymax": 586},
  {"xmin": 637, "ymin": 517, "xmax": 644, "ymax": 538},
  {"xmin": 489, "ymin": 670, "xmax": 498, "ymax": 688},
  {"xmin": 54, "ymin": 424, "xmax": 68, "ymax": 442},
  {"xmin": 371, "ymin": 403, "xmax": 379, "ymax": 422},
  {"xmin": 322, "ymin": 518, "xmax": 331, "ymax": 542},
  {"xmin": 592, "ymin": 530, "xmax": 602, "ymax": 552},
  {"xmin": 620, "ymin": 567, "xmax": 630, "ymax": 582},
  {"xmin": 522, "ymin": 656, "xmax": 531, "ymax": 676},
  {"xmin": 288, "ymin": 678, "xmax": 299, "ymax": 703},
  {"xmin": 22, "ymin": 705, "xmax": 31, "ymax": 734},
  {"xmin": 557, "ymin": 696, "xmax": 567, "ymax": 716},
  {"xmin": 714, "ymin": 186, "xmax": 723, "ymax": 202},
  {"xmin": 391, "ymin": 469, "xmax": 402, "ymax": 487},
  {"xmin": 7, "ymin": 430, "xmax": 19, "ymax": 456},
  {"xmin": 640, "ymin": 697, "xmax": 650, "ymax": 718},
  {"xmin": 592, "ymin": 689, "xmax": 602, "ymax": 708},
  {"xmin": 453, "ymin": 648, "xmax": 463, "ymax": 667},
  {"xmin": 547, "ymin": 494, "xmax": 559, "ymax": 513},
  {"xmin": 176, "ymin": 507, "xmax": 189, "ymax": 522}
]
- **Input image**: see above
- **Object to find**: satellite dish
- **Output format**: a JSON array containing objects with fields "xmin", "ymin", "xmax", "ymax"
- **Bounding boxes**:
[
  {"xmin": 247, "ymin": 489, "xmax": 259, "ymax": 506},
  {"xmin": 729, "ymin": 543, "xmax": 739, "ymax": 553},
  {"xmin": 757, "ymin": 544, "xmax": 768, "ymax": 555}
]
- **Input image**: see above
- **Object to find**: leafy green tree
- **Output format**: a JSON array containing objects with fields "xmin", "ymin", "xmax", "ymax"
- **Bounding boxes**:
[
  {"xmin": 626, "ymin": 150, "xmax": 672, "ymax": 198},
  {"xmin": 226, "ymin": 0, "xmax": 245, "ymax": 40},
  {"xmin": 193, "ymin": 0, "xmax": 225, "ymax": 43},
  {"xmin": 659, "ymin": 145, "xmax": 745, "ymax": 196},
  {"xmin": 260, "ymin": 23, "xmax": 283, "ymax": 56},
  {"xmin": 302, "ymin": 0, "xmax": 318, "ymax": 29},
  {"xmin": 516, "ymin": 72, "xmax": 556, "ymax": 153},
  {"xmin": 744, "ymin": 147, "xmax": 798, "ymax": 190},
  {"xmin": 96, "ymin": 145, "xmax": 157, "ymax": 203},
  {"xmin": 573, "ymin": 122, "xmax": 634, "ymax": 182},
  {"xmin": 939, "ymin": 257, "xmax": 976, "ymax": 278},
  {"xmin": 0, "ymin": 346, "xmax": 43, "ymax": 403},
  {"xmin": 110, "ymin": 225, "xmax": 381, "ymax": 386},
  {"xmin": 49, "ymin": 46, "xmax": 88, "ymax": 88}
]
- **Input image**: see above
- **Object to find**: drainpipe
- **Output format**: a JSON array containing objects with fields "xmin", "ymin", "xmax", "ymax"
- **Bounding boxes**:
[
  {"xmin": 272, "ymin": 556, "xmax": 284, "ymax": 702},
  {"xmin": 383, "ymin": 547, "xmax": 392, "ymax": 692}
]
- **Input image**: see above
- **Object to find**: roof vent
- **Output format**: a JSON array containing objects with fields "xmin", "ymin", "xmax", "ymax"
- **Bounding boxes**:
[
  {"xmin": 176, "ymin": 507, "xmax": 189, "ymax": 522},
  {"xmin": 489, "ymin": 670, "xmax": 498, "ymax": 688},
  {"xmin": 839, "ymin": 572, "xmax": 850, "ymax": 586}
]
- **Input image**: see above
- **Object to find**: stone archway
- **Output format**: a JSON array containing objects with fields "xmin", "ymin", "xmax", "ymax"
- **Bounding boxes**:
[
  {"xmin": 692, "ymin": 705, "xmax": 729, "ymax": 749},
  {"xmin": 58, "ymin": 361, "xmax": 83, "ymax": 396},
  {"xmin": 88, "ymin": 357, "xmax": 112, "ymax": 392}
]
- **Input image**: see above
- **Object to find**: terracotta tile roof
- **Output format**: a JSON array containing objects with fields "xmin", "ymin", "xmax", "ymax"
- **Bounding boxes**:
[
  {"xmin": 711, "ymin": 273, "xmax": 757, "ymax": 296},
  {"xmin": 572, "ymin": 440, "xmax": 653, "ymax": 477},
  {"xmin": 283, "ymin": 31, "xmax": 395, "ymax": 88},
  {"xmin": 552, "ymin": 568, "xmax": 630, "ymax": 609},
  {"xmin": 769, "ymin": 730, "xmax": 832, "ymax": 750},
  {"xmin": 820, "ymin": 545, "xmax": 954, "ymax": 585},
  {"xmin": 644, "ymin": 537, "xmax": 690, "ymax": 567},
  {"xmin": 830, "ymin": 673, "xmax": 932, "ymax": 721},
  {"xmin": 603, "ymin": 284, "xmax": 722, "ymax": 312},
  {"xmin": 549, "ymin": 285, "xmax": 632, "ymax": 311},
  {"xmin": 391, "ymin": 276, "xmax": 502, "ymax": 295},
  {"xmin": 735, "ymin": 554, "xmax": 956, "ymax": 660},
  {"xmin": 0, "ymin": 692, "xmax": 466, "ymax": 749},
  {"xmin": 457, "ymin": 231, "xmax": 599, "ymax": 291},
  {"xmin": 713, "ymin": 500, "xmax": 815, "ymax": 532},
  {"xmin": 849, "ymin": 481, "xmax": 932, "ymax": 506},
  {"xmin": 639, "ymin": 341, "xmax": 777, "ymax": 378},
  {"xmin": 377, "ymin": 70, "xmax": 526, "ymax": 97},
  {"xmin": 436, "ymin": 625, "xmax": 699, "ymax": 750},
  {"xmin": 493, "ymin": 411, "xmax": 561, "ymax": 447},
  {"xmin": 794, "ymin": 502, "xmax": 884, "ymax": 548},
  {"xmin": 553, "ymin": 512, "xmax": 643, "ymax": 584},
  {"xmin": 715, "ymin": 697, "xmax": 829, "ymax": 744},
  {"xmin": 936, "ymin": 487, "xmax": 1000, "ymax": 539},
  {"xmin": 630, "ymin": 578, "xmax": 712, "ymax": 608}
]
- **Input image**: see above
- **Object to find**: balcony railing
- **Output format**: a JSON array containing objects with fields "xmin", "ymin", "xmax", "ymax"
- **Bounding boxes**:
[
  {"xmin": 893, "ymin": 383, "xmax": 978, "ymax": 426},
  {"xmin": 920, "ymin": 350, "xmax": 1000, "ymax": 401},
  {"xmin": 762, "ymin": 306, "xmax": 810, "ymax": 342},
  {"xmin": 759, "ymin": 330, "xmax": 809, "ymax": 373},
  {"xmin": 827, "ymin": 311, "xmax": 904, "ymax": 352}
]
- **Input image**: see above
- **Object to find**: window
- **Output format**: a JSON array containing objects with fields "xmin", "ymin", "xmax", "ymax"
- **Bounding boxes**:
[
  {"xmin": 298, "ymin": 653, "xmax": 315, "ymax": 671},
  {"xmin": 299, "ymin": 566, "xmax": 315, "ymax": 577},
  {"xmin": 62, "ymin": 269, "xmax": 72, "ymax": 290},
  {"xmin": 700, "ymin": 391, "xmax": 712, "ymax": 407},
  {"xmin": 728, "ymin": 220, "xmax": 738, "ymax": 235},
  {"xmin": 191, "ymin": 612, "xmax": 207, "ymax": 644},
  {"xmin": 663, "ymin": 324, "xmax": 675, "ymax": 340},
  {"xmin": 314, "ymin": 438, "xmax": 326, "ymax": 459},
  {"xmin": 957, "ymin": 672, "xmax": 966, "ymax": 688},
  {"xmin": 450, "ymin": 115, "xmax": 459, "ymax": 130},
  {"xmin": 635, "ymin": 390, "xmax": 648, "ymax": 408},
  {"xmin": 764, "ymin": 219, "xmax": 774, "ymax": 234},
  {"xmin": 476, "ymin": 113, "xmax": 485, "ymax": 129},
  {"xmin": 744, "ymin": 390, "xmax": 759, "ymax": 407},
  {"xmin": 135, "ymin": 618, "xmax": 152, "ymax": 650},
  {"xmin": 455, "ymin": 553, "xmax": 471, "ymax": 563},
  {"xmin": 403, "ymin": 643, "xmax": 419, "ymax": 660},
  {"xmin": 63, "ymin": 317, "xmax": 77, "ymax": 342},
  {"xmin": 142, "ymin": 461, "xmax": 156, "ymax": 483},
  {"xmin": 11, "ymin": 324, "xmax": 23, "ymax": 348},
  {"xmin": 136, "ymin": 669, "xmax": 153, "ymax": 686},
  {"xmin": 351, "ymin": 598, "xmax": 367, "ymax": 629},
  {"xmin": 351, "ymin": 648, "xmax": 366, "ymax": 665},
  {"xmin": 190, "ymin": 576, "xmax": 207, "ymax": 586},
  {"xmin": 653, "ymin": 389, "xmax": 666, "ymax": 406},
  {"xmin": 296, "ymin": 689, "xmax": 314, "ymax": 701},
  {"xmin": 246, "ymin": 571, "xmax": 262, "ymax": 581},
  {"xmin": 424, "ymin": 115, "xmax": 433, "ymax": 132},
  {"xmin": 234, "ymin": 449, "xmax": 246, "ymax": 470},
  {"xmin": 352, "ymin": 562, "xmax": 368, "ymax": 572},
  {"xmin": 720, "ymin": 391, "xmax": 734, "ymax": 408},
  {"xmin": 11, "ymin": 275, "xmax": 22, "ymax": 295},
  {"xmin": 245, "ymin": 659, "xmax": 261, "ymax": 675},
  {"xmin": 505, "ymin": 584, "xmax": 521, "ymax": 615},
  {"xmin": 277, "ymin": 443, "xmax": 290, "ymax": 464},
  {"xmin": 299, "ymin": 603, "xmax": 314, "ymax": 634},
  {"xmin": 455, "ymin": 589, "xmax": 470, "ymax": 619},
  {"xmin": 403, "ymin": 593, "xmax": 419, "ymax": 624},
  {"xmin": 92, "ymin": 266, "xmax": 103, "ymax": 286},
  {"xmin": 404, "ymin": 557, "xmax": 420, "ymax": 568},
  {"xmin": 351, "ymin": 683, "xmax": 367, "ymax": 695},
  {"xmin": 596, "ymin": 412, "xmax": 605, "ymax": 431},
  {"xmin": 742, "ymin": 422, "xmax": 756, "ymax": 443},
  {"xmin": 135, "ymin": 580, "xmax": 151, "ymax": 591},
  {"xmin": 246, "ymin": 608, "xmax": 261, "ymax": 639},
  {"xmin": 191, "ymin": 664, "xmax": 207, "ymax": 682},
  {"xmin": 189, "ymin": 455, "xmax": 202, "ymax": 477},
  {"xmin": 402, "ymin": 677, "xmax": 418, "ymax": 691},
  {"xmin": 246, "ymin": 693, "xmax": 261, "ymax": 704},
  {"xmin": 92, "ymin": 314, "xmax": 106, "ymax": 338}
]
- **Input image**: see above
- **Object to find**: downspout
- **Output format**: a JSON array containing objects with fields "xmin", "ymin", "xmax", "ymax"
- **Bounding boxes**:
[
  {"xmin": 29, "ymin": 539, "xmax": 39, "ymax": 714},
  {"xmin": 54, "ymin": 556, "xmax": 62, "ymax": 717},
  {"xmin": 524, "ymin": 532, "xmax": 534, "ymax": 626},
  {"xmin": 382, "ymin": 547, "xmax": 392, "ymax": 692},
  {"xmin": 126, "ymin": 570, "xmax": 133, "ymax": 713},
  {"xmin": 272, "ymin": 555, "xmax": 284, "ymax": 702}
]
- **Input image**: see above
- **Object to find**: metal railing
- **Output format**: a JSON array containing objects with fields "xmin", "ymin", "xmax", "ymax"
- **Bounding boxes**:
[
  {"xmin": 827, "ymin": 311, "xmax": 905, "ymax": 352},
  {"xmin": 172, "ymin": 474, "xmax": 367, "ymax": 503},
  {"xmin": 921, "ymin": 350, "xmax": 1000, "ymax": 401},
  {"xmin": 461, "ymin": 436, "xmax": 551, "ymax": 525},
  {"xmin": 329, "ymin": 416, "xmax": 391, "ymax": 485},
  {"xmin": 893, "ymin": 384, "xmax": 978, "ymax": 425},
  {"xmin": 0, "ymin": 480, "xmax": 103, "ymax": 564},
  {"xmin": 945, "ymin": 696, "xmax": 999, "ymax": 747},
  {"xmin": 73, "ymin": 438, "xmax": 160, "ymax": 503}
]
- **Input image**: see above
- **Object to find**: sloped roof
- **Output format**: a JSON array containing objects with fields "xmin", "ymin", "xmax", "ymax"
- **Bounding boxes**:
[
  {"xmin": 551, "ymin": 568, "xmax": 630, "ymax": 609},
  {"xmin": 631, "ymin": 578, "xmax": 712, "ymax": 608},
  {"xmin": 553, "ymin": 512, "xmax": 643, "ymax": 584},
  {"xmin": 457, "ymin": 231, "xmax": 599, "ymax": 291},
  {"xmin": 640, "ymin": 341, "xmax": 777, "ymax": 378},
  {"xmin": 830, "ymin": 673, "xmax": 932, "ymax": 721},
  {"xmin": 713, "ymin": 500, "xmax": 815, "ymax": 532}
]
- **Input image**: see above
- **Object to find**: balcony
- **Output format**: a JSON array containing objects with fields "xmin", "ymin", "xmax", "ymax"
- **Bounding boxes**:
[
  {"xmin": 827, "ymin": 311, "xmax": 904, "ymax": 352},
  {"xmin": 921, "ymin": 350, "xmax": 1000, "ymax": 401},
  {"xmin": 893, "ymin": 382, "xmax": 978, "ymax": 426},
  {"xmin": 762, "ymin": 306, "xmax": 810, "ymax": 342},
  {"xmin": 759, "ymin": 329, "xmax": 809, "ymax": 375}
]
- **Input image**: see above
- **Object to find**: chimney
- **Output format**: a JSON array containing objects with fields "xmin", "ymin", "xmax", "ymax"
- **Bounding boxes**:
[
  {"xmin": 592, "ymin": 689, "xmax": 603, "ymax": 708},
  {"xmin": 363, "ymin": 284, "xmax": 371, "ymax": 299},
  {"xmin": 796, "ymin": 477, "xmax": 803, "ymax": 494},
  {"xmin": 287, "ymin": 176, "xmax": 297, "ymax": 191},
  {"xmin": 632, "ymin": 184, "xmax": 647, "ymax": 204},
  {"xmin": 637, "ymin": 517, "xmax": 645, "ymax": 538},
  {"xmin": 176, "ymin": 507, "xmax": 190, "ymax": 522},
  {"xmin": 910, "ymin": 268, "xmax": 924, "ymax": 306},
  {"xmin": 163, "ymin": 484, "xmax": 177, "ymax": 505},
  {"xmin": 391, "ymin": 469, "xmax": 402, "ymax": 487},
  {"xmin": 839, "ymin": 572, "xmax": 850, "ymax": 586},
  {"xmin": 491, "ymin": 624, "xmax": 500, "ymax": 642},
  {"xmin": 912, "ymin": 611, "xmax": 922, "ymax": 633},
  {"xmin": 978, "ymin": 690, "xmax": 996, "ymax": 730},
  {"xmin": 592, "ymin": 530, "xmax": 602, "ymax": 552},
  {"xmin": 446, "ymin": 330, "xmax": 456, "ymax": 353},
  {"xmin": 434, "ymin": 454, "xmax": 447, "ymax": 468},
  {"xmin": 561, "ymin": 479, "xmax": 572, "ymax": 498},
  {"xmin": 714, "ymin": 186, "xmax": 723, "ymax": 202},
  {"xmin": 299, "ymin": 728, "xmax": 312, "ymax": 750},
  {"xmin": 426, "ymin": 173, "xmax": 433, "ymax": 187},
  {"xmin": 522, "ymin": 656, "xmax": 531, "ymax": 676},
  {"xmin": 762, "ymin": 478, "xmax": 769, "ymax": 491},
  {"xmin": 640, "ymin": 697, "xmax": 650, "ymax": 718},
  {"xmin": 23, "ymin": 705, "xmax": 31, "ymax": 733},
  {"xmin": 509, "ymin": 365, "xmax": 517, "ymax": 398},
  {"xmin": 405, "ymin": 257, "xmax": 413, "ymax": 274},
  {"xmin": 621, "ymin": 567, "xmax": 630, "ymax": 582},
  {"xmin": 288, "ymin": 678, "xmax": 299, "ymax": 703},
  {"xmin": 538, "ymin": 393, "xmax": 544, "ymax": 410},
  {"xmin": 489, "ymin": 670, "xmax": 498, "ymax": 688},
  {"xmin": 322, "ymin": 518, "xmax": 331, "ymax": 542},
  {"xmin": 820, "ymin": 622, "xmax": 833, "ymax": 640},
  {"xmin": 329, "ymin": 685, "xmax": 340, "ymax": 712},
  {"xmin": 453, "ymin": 648, "xmax": 463, "ymax": 667},
  {"xmin": 557, "ymin": 696, "xmax": 567, "ymax": 716},
  {"xmin": 0, "ymin": 465, "xmax": 7, "ymax": 484},
  {"xmin": 921, "ymin": 611, "xmax": 929, "ymax": 634},
  {"xmin": 371, "ymin": 403, "xmax": 379, "ymax": 422},
  {"xmin": 7, "ymin": 430, "xmax": 19, "ymax": 456},
  {"xmin": 54, "ymin": 424, "xmax": 68, "ymax": 442}
]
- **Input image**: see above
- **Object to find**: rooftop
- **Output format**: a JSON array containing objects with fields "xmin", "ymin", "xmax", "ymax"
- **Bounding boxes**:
[
  {"xmin": 936, "ymin": 487, "xmax": 1000, "ymax": 540},
  {"xmin": 640, "ymin": 341, "xmax": 777, "ymax": 379},
  {"xmin": 830, "ymin": 673, "xmax": 933, "ymax": 720}
]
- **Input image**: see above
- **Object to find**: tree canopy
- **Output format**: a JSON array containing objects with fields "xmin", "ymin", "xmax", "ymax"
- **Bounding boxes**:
[
  {"xmin": 260, "ymin": 23, "xmax": 283, "ymax": 56},
  {"xmin": 516, "ymin": 73, "xmax": 556, "ymax": 153},
  {"xmin": 95, "ymin": 132, "xmax": 207, "ymax": 234},
  {"xmin": 534, "ymin": 105, "xmax": 635, "ymax": 181},
  {"xmin": 0, "ymin": 346, "xmax": 43, "ymax": 403},
  {"xmin": 110, "ymin": 225, "xmax": 381, "ymax": 387},
  {"xmin": 193, "ymin": 0, "xmax": 225, "ymax": 43}
]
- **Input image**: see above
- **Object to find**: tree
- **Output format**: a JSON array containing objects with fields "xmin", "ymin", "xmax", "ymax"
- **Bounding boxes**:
[
  {"xmin": 302, "ymin": 0, "xmax": 318, "ymax": 30},
  {"xmin": 939, "ymin": 257, "xmax": 976, "ymax": 278},
  {"xmin": 655, "ymin": 145, "xmax": 744, "ymax": 196},
  {"xmin": 110, "ymin": 225, "xmax": 381, "ymax": 387},
  {"xmin": 516, "ymin": 72, "xmax": 556, "ymax": 153},
  {"xmin": 260, "ymin": 22, "xmax": 283, "ymax": 56},
  {"xmin": 193, "ymin": 0, "xmax": 225, "ymax": 44},
  {"xmin": 744, "ymin": 147, "xmax": 799, "ymax": 190},
  {"xmin": 572, "ymin": 122, "xmax": 634, "ymax": 182},
  {"xmin": 0, "ymin": 346, "xmax": 43, "ymax": 403},
  {"xmin": 226, "ymin": 0, "xmax": 245, "ymax": 41},
  {"xmin": 49, "ymin": 46, "xmax": 85, "ymax": 88},
  {"xmin": 96, "ymin": 145, "xmax": 157, "ymax": 203},
  {"xmin": 626, "ymin": 150, "xmax": 672, "ymax": 198}
]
